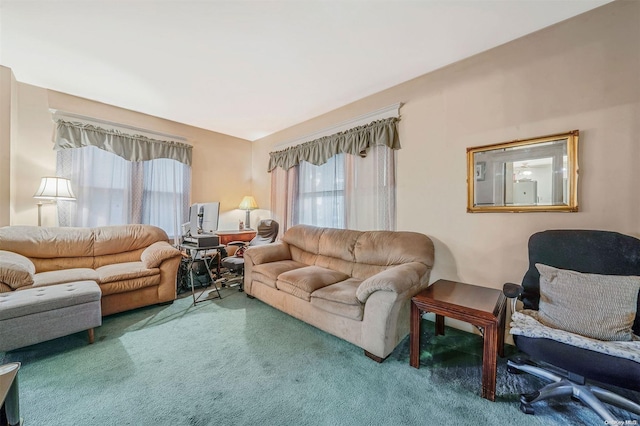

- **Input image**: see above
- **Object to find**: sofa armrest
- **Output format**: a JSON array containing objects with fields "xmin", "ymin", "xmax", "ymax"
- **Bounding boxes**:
[
  {"xmin": 244, "ymin": 242, "xmax": 291, "ymax": 266},
  {"xmin": 141, "ymin": 241, "xmax": 181, "ymax": 269},
  {"xmin": 356, "ymin": 262, "xmax": 428, "ymax": 303},
  {"xmin": 0, "ymin": 250, "xmax": 35, "ymax": 290}
]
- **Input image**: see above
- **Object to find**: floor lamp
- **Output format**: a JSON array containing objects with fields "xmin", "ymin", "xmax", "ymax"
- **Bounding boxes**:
[{"xmin": 33, "ymin": 177, "xmax": 76, "ymax": 226}]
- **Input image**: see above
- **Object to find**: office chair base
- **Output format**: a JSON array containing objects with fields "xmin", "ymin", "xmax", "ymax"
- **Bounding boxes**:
[{"xmin": 508, "ymin": 359, "xmax": 640, "ymax": 422}]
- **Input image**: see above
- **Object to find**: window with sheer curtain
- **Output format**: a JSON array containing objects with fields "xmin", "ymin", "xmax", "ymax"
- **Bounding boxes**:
[
  {"xmin": 53, "ymin": 119, "xmax": 192, "ymax": 239},
  {"xmin": 269, "ymin": 117, "xmax": 399, "ymax": 233},
  {"xmin": 271, "ymin": 144, "xmax": 396, "ymax": 232},
  {"xmin": 56, "ymin": 146, "xmax": 190, "ymax": 239}
]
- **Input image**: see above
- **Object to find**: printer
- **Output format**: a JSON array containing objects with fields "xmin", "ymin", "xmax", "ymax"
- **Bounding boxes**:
[{"xmin": 182, "ymin": 233, "xmax": 220, "ymax": 248}]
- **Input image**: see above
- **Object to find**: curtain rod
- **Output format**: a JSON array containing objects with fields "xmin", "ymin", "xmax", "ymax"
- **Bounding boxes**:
[
  {"xmin": 274, "ymin": 102, "xmax": 402, "ymax": 149},
  {"xmin": 49, "ymin": 109, "xmax": 189, "ymax": 143}
]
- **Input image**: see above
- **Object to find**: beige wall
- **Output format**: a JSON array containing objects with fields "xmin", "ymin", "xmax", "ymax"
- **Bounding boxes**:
[
  {"xmin": 8, "ymin": 83, "xmax": 253, "ymax": 228},
  {"xmin": 0, "ymin": 66, "xmax": 14, "ymax": 226},
  {"xmin": 252, "ymin": 1, "xmax": 640, "ymax": 292}
]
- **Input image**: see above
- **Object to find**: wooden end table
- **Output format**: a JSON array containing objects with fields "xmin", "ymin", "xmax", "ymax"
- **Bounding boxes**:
[{"xmin": 410, "ymin": 279, "xmax": 507, "ymax": 401}]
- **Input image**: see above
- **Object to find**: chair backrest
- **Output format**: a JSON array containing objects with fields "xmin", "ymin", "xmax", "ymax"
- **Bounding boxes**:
[
  {"xmin": 249, "ymin": 220, "xmax": 279, "ymax": 246},
  {"xmin": 521, "ymin": 229, "xmax": 640, "ymax": 335}
]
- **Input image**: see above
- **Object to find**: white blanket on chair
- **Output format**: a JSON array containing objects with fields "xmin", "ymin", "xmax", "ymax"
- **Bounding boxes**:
[{"xmin": 510, "ymin": 310, "xmax": 640, "ymax": 363}]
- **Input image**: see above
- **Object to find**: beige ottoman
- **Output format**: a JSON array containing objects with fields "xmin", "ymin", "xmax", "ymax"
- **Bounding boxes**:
[{"xmin": 0, "ymin": 281, "xmax": 102, "ymax": 352}]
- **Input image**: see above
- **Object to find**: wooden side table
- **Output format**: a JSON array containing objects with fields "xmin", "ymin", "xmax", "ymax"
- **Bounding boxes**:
[{"xmin": 410, "ymin": 279, "xmax": 507, "ymax": 401}]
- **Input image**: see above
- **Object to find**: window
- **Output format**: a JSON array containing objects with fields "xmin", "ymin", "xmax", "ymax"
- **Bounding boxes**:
[
  {"xmin": 271, "ymin": 145, "xmax": 396, "ymax": 232},
  {"xmin": 269, "ymin": 116, "xmax": 399, "ymax": 234},
  {"xmin": 297, "ymin": 154, "xmax": 346, "ymax": 228},
  {"xmin": 57, "ymin": 146, "xmax": 190, "ymax": 238}
]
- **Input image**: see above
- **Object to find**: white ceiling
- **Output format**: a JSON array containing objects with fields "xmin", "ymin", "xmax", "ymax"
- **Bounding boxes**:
[{"xmin": 0, "ymin": 0, "xmax": 611, "ymax": 141}]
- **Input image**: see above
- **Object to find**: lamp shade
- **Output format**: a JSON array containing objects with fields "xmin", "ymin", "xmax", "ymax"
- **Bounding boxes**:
[
  {"xmin": 238, "ymin": 196, "xmax": 258, "ymax": 211},
  {"xmin": 33, "ymin": 177, "xmax": 76, "ymax": 201}
]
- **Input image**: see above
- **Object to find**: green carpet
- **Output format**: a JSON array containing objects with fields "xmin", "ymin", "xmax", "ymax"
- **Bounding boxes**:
[{"xmin": 2, "ymin": 289, "xmax": 638, "ymax": 426}]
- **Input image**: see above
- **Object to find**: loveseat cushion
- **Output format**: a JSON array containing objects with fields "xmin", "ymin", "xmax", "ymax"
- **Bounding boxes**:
[
  {"xmin": 277, "ymin": 266, "xmax": 350, "ymax": 301},
  {"xmin": 310, "ymin": 278, "xmax": 363, "ymax": 320},
  {"xmin": 0, "ymin": 250, "xmax": 35, "ymax": 289},
  {"xmin": 32, "ymin": 268, "xmax": 98, "ymax": 288},
  {"xmin": 252, "ymin": 260, "xmax": 306, "ymax": 289}
]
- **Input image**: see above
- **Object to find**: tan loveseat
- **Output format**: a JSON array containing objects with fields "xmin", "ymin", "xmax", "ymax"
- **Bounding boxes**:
[
  {"xmin": 244, "ymin": 224, "xmax": 435, "ymax": 361},
  {"xmin": 0, "ymin": 224, "xmax": 181, "ymax": 316}
]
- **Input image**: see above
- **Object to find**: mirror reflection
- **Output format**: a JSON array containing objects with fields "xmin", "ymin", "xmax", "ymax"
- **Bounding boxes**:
[{"xmin": 467, "ymin": 131, "xmax": 579, "ymax": 213}]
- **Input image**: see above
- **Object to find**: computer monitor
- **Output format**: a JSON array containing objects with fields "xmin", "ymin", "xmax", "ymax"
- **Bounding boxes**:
[{"xmin": 188, "ymin": 202, "xmax": 220, "ymax": 235}]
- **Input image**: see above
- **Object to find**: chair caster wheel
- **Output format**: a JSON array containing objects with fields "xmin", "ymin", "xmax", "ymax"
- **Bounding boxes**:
[
  {"xmin": 238, "ymin": 288, "xmax": 244, "ymax": 292},
  {"xmin": 520, "ymin": 391, "xmax": 540, "ymax": 404},
  {"xmin": 520, "ymin": 402, "xmax": 535, "ymax": 415}
]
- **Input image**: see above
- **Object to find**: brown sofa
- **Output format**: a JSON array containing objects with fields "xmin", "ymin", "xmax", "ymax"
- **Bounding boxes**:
[
  {"xmin": 244, "ymin": 224, "xmax": 435, "ymax": 361},
  {"xmin": 0, "ymin": 224, "xmax": 181, "ymax": 316}
]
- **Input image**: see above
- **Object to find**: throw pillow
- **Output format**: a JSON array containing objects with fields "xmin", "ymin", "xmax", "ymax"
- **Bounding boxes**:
[
  {"xmin": 536, "ymin": 263, "xmax": 640, "ymax": 341},
  {"xmin": 0, "ymin": 250, "xmax": 35, "ymax": 289}
]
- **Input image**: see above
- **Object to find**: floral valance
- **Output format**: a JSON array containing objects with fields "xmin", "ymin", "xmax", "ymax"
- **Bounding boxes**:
[
  {"xmin": 268, "ymin": 117, "xmax": 400, "ymax": 171},
  {"xmin": 54, "ymin": 119, "xmax": 193, "ymax": 166}
]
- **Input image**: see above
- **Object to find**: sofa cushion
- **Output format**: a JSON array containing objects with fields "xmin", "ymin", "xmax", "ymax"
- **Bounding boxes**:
[
  {"xmin": 352, "ymin": 231, "xmax": 435, "ymax": 280},
  {"xmin": 277, "ymin": 266, "xmax": 350, "ymax": 301},
  {"xmin": 252, "ymin": 260, "xmax": 306, "ymax": 289},
  {"xmin": 93, "ymin": 224, "xmax": 169, "ymax": 256},
  {"xmin": 33, "ymin": 268, "xmax": 98, "ymax": 288},
  {"xmin": 0, "ymin": 250, "xmax": 35, "ymax": 289},
  {"xmin": 96, "ymin": 262, "xmax": 159, "ymax": 284},
  {"xmin": 99, "ymin": 275, "xmax": 160, "ymax": 296},
  {"xmin": 0, "ymin": 226, "xmax": 94, "ymax": 259},
  {"xmin": 310, "ymin": 278, "xmax": 364, "ymax": 320}
]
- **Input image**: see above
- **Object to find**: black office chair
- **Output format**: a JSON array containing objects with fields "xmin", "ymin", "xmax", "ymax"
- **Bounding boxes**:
[
  {"xmin": 504, "ymin": 230, "xmax": 640, "ymax": 422},
  {"xmin": 221, "ymin": 219, "xmax": 279, "ymax": 291}
]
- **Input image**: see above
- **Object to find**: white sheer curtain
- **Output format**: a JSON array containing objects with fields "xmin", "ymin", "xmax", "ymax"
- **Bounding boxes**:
[
  {"xmin": 345, "ymin": 144, "xmax": 396, "ymax": 231},
  {"xmin": 270, "ymin": 166, "xmax": 298, "ymax": 237},
  {"xmin": 297, "ymin": 154, "xmax": 346, "ymax": 228},
  {"xmin": 57, "ymin": 146, "xmax": 190, "ymax": 239},
  {"xmin": 271, "ymin": 145, "xmax": 396, "ymax": 232}
]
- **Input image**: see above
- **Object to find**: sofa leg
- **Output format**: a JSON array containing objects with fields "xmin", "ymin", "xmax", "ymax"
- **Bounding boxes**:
[
  {"xmin": 158, "ymin": 300, "xmax": 174, "ymax": 306},
  {"xmin": 246, "ymin": 294, "xmax": 255, "ymax": 299},
  {"xmin": 364, "ymin": 350, "xmax": 387, "ymax": 363},
  {"xmin": 88, "ymin": 329, "xmax": 95, "ymax": 344}
]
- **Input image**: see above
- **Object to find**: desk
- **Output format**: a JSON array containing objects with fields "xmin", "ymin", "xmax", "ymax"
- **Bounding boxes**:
[
  {"xmin": 0, "ymin": 362, "xmax": 20, "ymax": 426},
  {"xmin": 179, "ymin": 243, "xmax": 224, "ymax": 305},
  {"xmin": 410, "ymin": 279, "xmax": 506, "ymax": 401},
  {"xmin": 216, "ymin": 230, "xmax": 257, "ymax": 245}
]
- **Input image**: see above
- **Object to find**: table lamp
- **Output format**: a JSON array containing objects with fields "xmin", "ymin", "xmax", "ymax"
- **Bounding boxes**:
[
  {"xmin": 33, "ymin": 176, "xmax": 76, "ymax": 226},
  {"xmin": 239, "ymin": 196, "xmax": 258, "ymax": 230}
]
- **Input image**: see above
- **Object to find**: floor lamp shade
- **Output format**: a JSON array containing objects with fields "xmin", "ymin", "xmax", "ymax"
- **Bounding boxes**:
[
  {"xmin": 239, "ymin": 196, "xmax": 258, "ymax": 229},
  {"xmin": 33, "ymin": 177, "xmax": 76, "ymax": 226},
  {"xmin": 33, "ymin": 177, "xmax": 76, "ymax": 200}
]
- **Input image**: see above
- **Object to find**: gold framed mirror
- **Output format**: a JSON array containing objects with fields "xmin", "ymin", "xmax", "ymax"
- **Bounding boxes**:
[{"xmin": 467, "ymin": 130, "xmax": 579, "ymax": 213}]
